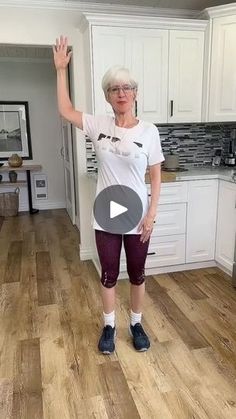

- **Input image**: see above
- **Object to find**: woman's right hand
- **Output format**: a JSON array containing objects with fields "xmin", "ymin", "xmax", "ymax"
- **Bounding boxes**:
[{"xmin": 53, "ymin": 35, "xmax": 72, "ymax": 70}]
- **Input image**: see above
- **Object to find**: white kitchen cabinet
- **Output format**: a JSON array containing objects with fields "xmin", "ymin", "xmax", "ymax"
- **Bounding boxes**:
[
  {"xmin": 168, "ymin": 30, "xmax": 205, "ymax": 123},
  {"xmin": 92, "ymin": 26, "xmax": 168, "ymax": 122},
  {"xmin": 89, "ymin": 23, "xmax": 206, "ymax": 123},
  {"xmin": 144, "ymin": 182, "xmax": 187, "ymax": 267},
  {"xmin": 92, "ymin": 26, "xmax": 132, "ymax": 116},
  {"xmin": 215, "ymin": 180, "xmax": 236, "ymax": 272},
  {"xmin": 153, "ymin": 203, "xmax": 186, "ymax": 236},
  {"xmin": 208, "ymin": 14, "xmax": 236, "ymax": 121},
  {"xmin": 120, "ymin": 182, "xmax": 187, "ymax": 272},
  {"xmin": 186, "ymin": 179, "xmax": 218, "ymax": 263},
  {"xmin": 146, "ymin": 234, "xmax": 186, "ymax": 268},
  {"xmin": 153, "ymin": 181, "xmax": 188, "ymax": 205},
  {"xmin": 131, "ymin": 29, "xmax": 168, "ymax": 123}
]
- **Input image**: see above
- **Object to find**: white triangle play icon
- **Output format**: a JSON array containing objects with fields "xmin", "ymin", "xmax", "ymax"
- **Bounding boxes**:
[{"xmin": 110, "ymin": 201, "xmax": 128, "ymax": 219}]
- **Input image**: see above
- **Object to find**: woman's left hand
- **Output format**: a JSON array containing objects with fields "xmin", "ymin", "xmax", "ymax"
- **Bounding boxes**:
[{"xmin": 138, "ymin": 211, "xmax": 156, "ymax": 243}]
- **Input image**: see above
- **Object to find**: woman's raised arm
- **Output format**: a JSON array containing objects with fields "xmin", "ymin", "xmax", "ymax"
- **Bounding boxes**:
[{"xmin": 53, "ymin": 35, "xmax": 83, "ymax": 129}]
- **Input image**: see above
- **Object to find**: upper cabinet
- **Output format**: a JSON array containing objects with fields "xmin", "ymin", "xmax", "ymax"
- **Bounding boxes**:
[
  {"xmin": 130, "ymin": 29, "xmax": 168, "ymax": 123},
  {"xmin": 82, "ymin": 16, "xmax": 207, "ymax": 124},
  {"xmin": 208, "ymin": 14, "xmax": 236, "ymax": 121},
  {"xmin": 168, "ymin": 30, "xmax": 204, "ymax": 123},
  {"xmin": 92, "ymin": 26, "xmax": 132, "ymax": 117},
  {"xmin": 92, "ymin": 26, "xmax": 169, "ymax": 122}
]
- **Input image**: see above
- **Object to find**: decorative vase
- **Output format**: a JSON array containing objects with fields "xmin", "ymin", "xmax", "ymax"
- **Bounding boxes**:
[
  {"xmin": 8, "ymin": 154, "xmax": 23, "ymax": 168},
  {"xmin": 9, "ymin": 170, "xmax": 17, "ymax": 183}
]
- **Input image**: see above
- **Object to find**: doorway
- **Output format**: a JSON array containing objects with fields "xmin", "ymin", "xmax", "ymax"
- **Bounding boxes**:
[{"xmin": 0, "ymin": 43, "xmax": 77, "ymax": 222}]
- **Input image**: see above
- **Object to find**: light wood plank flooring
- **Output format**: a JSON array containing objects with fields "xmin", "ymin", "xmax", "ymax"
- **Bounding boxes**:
[{"xmin": 0, "ymin": 209, "xmax": 236, "ymax": 419}]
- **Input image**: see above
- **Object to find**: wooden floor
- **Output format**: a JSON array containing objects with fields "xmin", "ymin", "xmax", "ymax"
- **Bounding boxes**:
[{"xmin": 0, "ymin": 210, "xmax": 236, "ymax": 419}]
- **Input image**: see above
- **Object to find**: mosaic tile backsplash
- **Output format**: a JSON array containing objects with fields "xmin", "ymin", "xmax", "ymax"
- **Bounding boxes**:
[{"xmin": 86, "ymin": 122, "xmax": 236, "ymax": 173}]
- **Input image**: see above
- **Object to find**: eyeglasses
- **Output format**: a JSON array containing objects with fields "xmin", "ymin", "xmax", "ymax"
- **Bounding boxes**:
[{"xmin": 107, "ymin": 85, "xmax": 135, "ymax": 95}]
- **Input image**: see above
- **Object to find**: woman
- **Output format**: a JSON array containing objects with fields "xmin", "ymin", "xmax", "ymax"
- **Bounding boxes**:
[{"xmin": 53, "ymin": 36, "xmax": 164, "ymax": 354}]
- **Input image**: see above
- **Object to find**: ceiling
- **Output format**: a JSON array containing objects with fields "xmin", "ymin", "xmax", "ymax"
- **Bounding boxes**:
[{"xmin": 67, "ymin": 0, "xmax": 232, "ymax": 10}]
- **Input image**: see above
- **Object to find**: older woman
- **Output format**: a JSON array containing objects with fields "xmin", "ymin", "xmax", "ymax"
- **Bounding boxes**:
[{"xmin": 53, "ymin": 36, "xmax": 164, "ymax": 354}]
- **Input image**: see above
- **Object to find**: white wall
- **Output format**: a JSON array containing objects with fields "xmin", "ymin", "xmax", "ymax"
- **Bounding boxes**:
[
  {"xmin": 0, "ymin": 60, "xmax": 65, "ymax": 210},
  {"xmin": 0, "ymin": 5, "xmax": 96, "ymax": 258}
]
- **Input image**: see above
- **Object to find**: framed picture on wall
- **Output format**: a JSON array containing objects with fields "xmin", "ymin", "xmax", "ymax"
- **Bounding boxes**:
[{"xmin": 0, "ymin": 101, "xmax": 32, "ymax": 160}]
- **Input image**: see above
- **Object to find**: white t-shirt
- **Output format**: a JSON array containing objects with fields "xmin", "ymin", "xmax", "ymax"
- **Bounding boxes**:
[{"xmin": 83, "ymin": 113, "xmax": 164, "ymax": 234}]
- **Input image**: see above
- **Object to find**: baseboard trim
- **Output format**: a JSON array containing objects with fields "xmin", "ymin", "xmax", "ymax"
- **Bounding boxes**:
[
  {"xmin": 215, "ymin": 261, "xmax": 232, "ymax": 276},
  {"xmin": 19, "ymin": 201, "xmax": 66, "ymax": 211},
  {"xmin": 80, "ymin": 245, "xmax": 93, "ymax": 261},
  {"xmin": 75, "ymin": 215, "xmax": 80, "ymax": 230}
]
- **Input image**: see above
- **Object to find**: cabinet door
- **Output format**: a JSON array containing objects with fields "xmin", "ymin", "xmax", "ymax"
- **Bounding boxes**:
[
  {"xmin": 147, "ymin": 234, "xmax": 186, "ymax": 268},
  {"xmin": 216, "ymin": 180, "xmax": 236, "ymax": 271},
  {"xmin": 168, "ymin": 30, "xmax": 204, "ymax": 123},
  {"xmin": 186, "ymin": 180, "xmax": 218, "ymax": 263},
  {"xmin": 153, "ymin": 203, "xmax": 186, "ymax": 236},
  {"xmin": 209, "ymin": 16, "xmax": 236, "ymax": 122},
  {"xmin": 147, "ymin": 182, "xmax": 188, "ymax": 204},
  {"xmin": 131, "ymin": 29, "xmax": 168, "ymax": 123},
  {"xmin": 92, "ymin": 26, "xmax": 132, "ymax": 115}
]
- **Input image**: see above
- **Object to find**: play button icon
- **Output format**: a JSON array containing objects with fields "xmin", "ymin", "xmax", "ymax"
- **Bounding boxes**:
[
  {"xmin": 110, "ymin": 201, "xmax": 128, "ymax": 219},
  {"xmin": 93, "ymin": 185, "xmax": 143, "ymax": 234}
]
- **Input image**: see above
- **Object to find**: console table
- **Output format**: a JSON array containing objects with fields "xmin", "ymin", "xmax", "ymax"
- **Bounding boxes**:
[{"xmin": 0, "ymin": 164, "xmax": 42, "ymax": 214}]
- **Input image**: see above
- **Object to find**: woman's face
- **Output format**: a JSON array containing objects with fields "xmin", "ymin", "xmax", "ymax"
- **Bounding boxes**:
[{"xmin": 106, "ymin": 81, "xmax": 137, "ymax": 115}]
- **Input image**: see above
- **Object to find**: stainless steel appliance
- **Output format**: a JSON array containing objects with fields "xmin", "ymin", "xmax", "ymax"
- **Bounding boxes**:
[
  {"xmin": 164, "ymin": 151, "xmax": 179, "ymax": 170},
  {"xmin": 225, "ymin": 139, "xmax": 236, "ymax": 166}
]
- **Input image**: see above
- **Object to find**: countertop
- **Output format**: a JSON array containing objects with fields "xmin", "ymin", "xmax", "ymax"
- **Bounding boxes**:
[
  {"xmin": 174, "ymin": 167, "xmax": 236, "ymax": 183},
  {"xmin": 87, "ymin": 167, "xmax": 236, "ymax": 184},
  {"xmin": 147, "ymin": 167, "xmax": 236, "ymax": 184}
]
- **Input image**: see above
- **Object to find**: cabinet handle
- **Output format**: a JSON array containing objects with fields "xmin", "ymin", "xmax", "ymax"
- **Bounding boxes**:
[
  {"xmin": 170, "ymin": 100, "xmax": 174, "ymax": 117},
  {"xmin": 147, "ymin": 252, "xmax": 156, "ymax": 256},
  {"xmin": 135, "ymin": 100, "xmax": 138, "ymax": 117}
]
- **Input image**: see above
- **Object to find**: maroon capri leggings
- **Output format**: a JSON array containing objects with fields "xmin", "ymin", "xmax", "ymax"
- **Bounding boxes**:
[{"xmin": 95, "ymin": 230, "xmax": 150, "ymax": 288}]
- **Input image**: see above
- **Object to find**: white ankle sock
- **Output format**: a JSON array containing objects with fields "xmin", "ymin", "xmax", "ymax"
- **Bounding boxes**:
[
  {"xmin": 103, "ymin": 311, "xmax": 115, "ymax": 328},
  {"xmin": 130, "ymin": 310, "xmax": 142, "ymax": 326}
]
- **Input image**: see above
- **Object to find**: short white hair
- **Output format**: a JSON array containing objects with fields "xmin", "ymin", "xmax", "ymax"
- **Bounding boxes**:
[{"xmin": 101, "ymin": 65, "xmax": 138, "ymax": 95}]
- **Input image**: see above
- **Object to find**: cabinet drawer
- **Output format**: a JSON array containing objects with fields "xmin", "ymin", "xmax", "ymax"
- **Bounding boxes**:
[
  {"xmin": 120, "ymin": 234, "xmax": 185, "ymax": 270},
  {"xmin": 153, "ymin": 203, "xmax": 186, "ymax": 236},
  {"xmin": 147, "ymin": 182, "xmax": 188, "ymax": 204},
  {"xmin": 146, "ymin": 235, "xmax": 185, "ymax": 268}
]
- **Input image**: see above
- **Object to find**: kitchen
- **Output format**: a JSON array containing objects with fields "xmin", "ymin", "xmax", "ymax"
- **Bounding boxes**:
[
  {"xmin": 84, "ymin": 3, "xmax": 236, "ymax": 284},
  {"xmin": 0, "ymin": 1, "xmax": 236, "ymax": 418}
]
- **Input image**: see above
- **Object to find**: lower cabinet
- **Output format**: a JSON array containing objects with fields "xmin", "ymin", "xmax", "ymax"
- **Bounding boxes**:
[
  {"xmin": 120, "ymin": 181, "xmax": 187, "ymax": 271},
  {"xmin": 119, "ymin": 178, "xmax": 234, "ymax": 275},
  {"xmin": 186, "ymin": 179, "xmax": 218, "ymax": 263},
  {"xmin": 145, "ymin": 234, "xmax": 185, "ymax": 268},
  {"xmin": 215, "ymin": 180, "xmax": 236, "ymax": 272}
]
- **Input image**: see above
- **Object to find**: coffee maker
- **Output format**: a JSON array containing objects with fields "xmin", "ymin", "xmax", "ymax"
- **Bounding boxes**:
[{"xmin": 225, "ymin": 130, "xmax": 236, "ymax": 166}]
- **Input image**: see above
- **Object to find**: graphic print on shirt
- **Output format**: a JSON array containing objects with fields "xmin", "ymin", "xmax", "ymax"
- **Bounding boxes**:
[{"xmin": 96, "ymin": 132, "xmax": 143, "ymax": 158}]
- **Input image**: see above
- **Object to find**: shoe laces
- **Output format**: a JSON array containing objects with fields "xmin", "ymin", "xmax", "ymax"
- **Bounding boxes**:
[
  {"xmin": 104, "ymin": 325, "xmax": 114, "ymax": 340},
  {"xmin": 132, "ymin": 323, "xmax": 145, "ymax": 337}
]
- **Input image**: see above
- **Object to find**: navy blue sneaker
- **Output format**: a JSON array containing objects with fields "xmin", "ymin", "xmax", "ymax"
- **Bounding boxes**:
[
  {"xmin": 98, "ymin": 325, "xmax": 116, "ymax": 354},
  {"xmin": 129, "ymin": 323, "xmax": 150, "ymax": 352}
]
